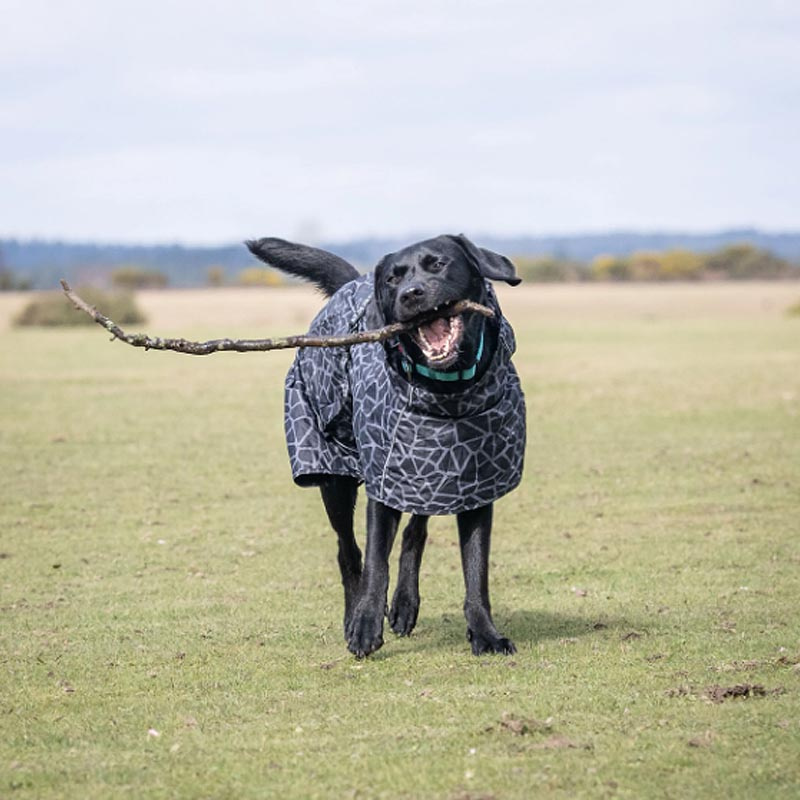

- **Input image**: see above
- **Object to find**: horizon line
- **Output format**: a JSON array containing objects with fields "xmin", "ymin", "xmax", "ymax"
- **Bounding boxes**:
[{"xmin": 3, "ymin": 225, "xmax": 800, "ymax": 250}]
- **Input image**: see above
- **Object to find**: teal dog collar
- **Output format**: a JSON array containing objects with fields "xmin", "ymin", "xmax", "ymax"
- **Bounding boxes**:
[{"xmin": 403, "ymin": 329, "xmax": 485, "ymax": 383}]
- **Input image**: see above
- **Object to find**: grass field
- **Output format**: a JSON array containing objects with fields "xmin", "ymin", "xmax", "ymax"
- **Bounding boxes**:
[{"xmin": 1, "ymin": 283, "xmax": 799, "ymax": 799}]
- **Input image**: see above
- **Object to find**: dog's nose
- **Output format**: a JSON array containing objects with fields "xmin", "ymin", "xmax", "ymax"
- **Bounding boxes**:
[{"xmin": 399, "ymin": 283, "xmax": 425, "ymax": 307}]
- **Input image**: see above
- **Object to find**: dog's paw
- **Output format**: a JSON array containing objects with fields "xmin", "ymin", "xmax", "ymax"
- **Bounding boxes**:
[
  {"xmin": 342, "ymin": 576, "xmax": 362, "ymax": 640},
  {"xmin": 388, "ymin": 588, "xmax": 420, "ymax": 637},
  {"xmin": 467, "ymin": 627, "xmax": 517, "ymax": 656},
  {"xmin": 342, "ymin": 611, "xmax": 352, "ymax": 641},
  {"xmin": 346, "ymin": 606, "xmax": 385, "ymax": 659}
]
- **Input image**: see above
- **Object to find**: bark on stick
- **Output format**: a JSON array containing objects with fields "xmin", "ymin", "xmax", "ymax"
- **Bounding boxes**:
[{"xmin": 60, "ymin": 280, "xmax": 494, "ymax": 356}]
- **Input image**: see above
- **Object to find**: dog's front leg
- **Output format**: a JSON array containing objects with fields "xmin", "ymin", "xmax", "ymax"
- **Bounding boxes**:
[
  {"xmin": 319, "ymin": 476, "xmax": 362, "ymax": 636},
  {"xmin": 389, "ymin": 515, "xmax": 428, "ymax": 636},
  {"xmin": 457, "ymin": 504, "xmax": 516, "ymax": 655},
  {"xmin": 346, "ymin": 499, "xmax": 401, "ymax": 658}
]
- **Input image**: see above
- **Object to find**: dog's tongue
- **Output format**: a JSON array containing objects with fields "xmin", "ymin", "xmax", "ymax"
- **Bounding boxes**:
[{"xmin": 419, "ymin": 318, "xmax": 449, "ymax": 348}]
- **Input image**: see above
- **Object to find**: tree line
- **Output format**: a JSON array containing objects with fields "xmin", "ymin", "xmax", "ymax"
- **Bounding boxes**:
[
  {"xmin": 1, "ymin": 242, "xmax": 798, "ymax": 291},
  {"xmin": 513, "ymin": 243, "xmax": 798, "ymax": 282}
]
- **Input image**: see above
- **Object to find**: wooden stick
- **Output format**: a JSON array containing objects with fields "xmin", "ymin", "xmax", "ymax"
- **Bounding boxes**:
[{"xmin": 60, "ymin": 280, "xmax": 494, "ymax": 356}]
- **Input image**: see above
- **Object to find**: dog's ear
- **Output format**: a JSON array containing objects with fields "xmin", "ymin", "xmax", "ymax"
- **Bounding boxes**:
[
  {"xmin": 245, "ymin": 237, "xmax": 359, "ymax": 296},
  {"xmin": 452, "ymin": 234, "xmax": 521, "ymax": 286},
  {"xmin": 367, "ymin": 254, "xmax": 392, "ymax": 326}
]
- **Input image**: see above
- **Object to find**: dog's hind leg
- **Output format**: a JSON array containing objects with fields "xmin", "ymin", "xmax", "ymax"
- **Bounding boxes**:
[
  {"xmin": 457, "ymin": 504, "xmax": 516, "ymax": 655},
  {"xmin": 319, "ymin": 476, "xmax": 362, "ymax": 636},
  {"xmin": 346, "ymin": 499, "xmax": 401, "ymax": 658},
  {"xmin": 389, "ymin": 514, "xmax": 428, "ymax": 636}
]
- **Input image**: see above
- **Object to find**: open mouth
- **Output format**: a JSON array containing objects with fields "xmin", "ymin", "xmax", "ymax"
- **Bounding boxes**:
[{"xmin": 413, "ymin": 313, "xmax": 464, "ymax": 367}]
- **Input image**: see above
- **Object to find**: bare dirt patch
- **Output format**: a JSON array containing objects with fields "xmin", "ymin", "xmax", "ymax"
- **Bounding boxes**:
[
  {"xmin": 486, "ymin": 713, "xmax": 593, "ymax": 750},
  {"xmin": 666, "ymin": 684, "xmax": 786, "ymax": 703}
]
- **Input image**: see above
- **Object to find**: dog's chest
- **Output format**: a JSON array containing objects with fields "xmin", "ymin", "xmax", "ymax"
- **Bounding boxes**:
[
  {"xmin": 348, "ymin": 331, "xmax": 525, "ymax": 515},
  {"xmin": 283, "ymin": 275, "xmax": 526, "ymax": 515}
]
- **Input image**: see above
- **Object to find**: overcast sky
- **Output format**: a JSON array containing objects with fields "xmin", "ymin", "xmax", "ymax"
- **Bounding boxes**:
[{"xmin": 1, "ymin": 0, "xmax": 798, "ymax": 244}]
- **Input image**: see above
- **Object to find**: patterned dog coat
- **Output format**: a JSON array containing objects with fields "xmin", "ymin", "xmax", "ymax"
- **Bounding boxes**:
[{"xmin": 284, "ymin": 274, "xmax": 526, "ymax": 516}]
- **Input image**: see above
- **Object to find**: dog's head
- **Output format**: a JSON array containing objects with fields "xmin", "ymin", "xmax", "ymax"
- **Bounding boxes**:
[{"xmin": 372, "ymin": 234, "xmax": 519, "ymax": 380}]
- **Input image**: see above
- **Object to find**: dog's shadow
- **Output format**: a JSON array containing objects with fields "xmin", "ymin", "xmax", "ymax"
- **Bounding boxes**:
[{"xmin": 383, "ymin": 607, "xmax": 631, "ymax": 657}]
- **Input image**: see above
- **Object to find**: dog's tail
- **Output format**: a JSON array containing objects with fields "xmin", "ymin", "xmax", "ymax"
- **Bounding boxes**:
[{"xmin": 245, "ymin": 237, "xmax": 360, "ymax": 297}]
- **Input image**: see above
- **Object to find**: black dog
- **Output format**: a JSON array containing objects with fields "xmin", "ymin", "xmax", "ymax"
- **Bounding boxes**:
[{"xmin": 246, "ymin": 234, "xmax": 525, "ymax": 657}]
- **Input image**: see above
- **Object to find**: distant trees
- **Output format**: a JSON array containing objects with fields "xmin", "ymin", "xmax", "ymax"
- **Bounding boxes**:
[
  {"xmin": 236, "ymin": 267, "xmax": 284, "ymax": 287},
  {"xmin": 589, "ymin": 249, "xmax": 705, "ymax": 281},
  {"xmin": 0, "ymin": 244, "xmax": 32, "ymax": 289},
  {"xmin": 0, "ymin": 242, "xmax": 795, "ymax": 290},
  {"xmin": 654, "ymin": 249, "xmax": 706, "ymax": 280},
  {"xmin": 513, "ymin": 255, "xmax": 587, "ymax": 282},
  {"xmin": 110, "ymin": 266, "xmax": 168, "ymax": 289},
  {"xmin": 589, "ymin": 255, "xmax": 630, "ymax": 281},
  {"xmin": 207, "ymin": 266, "xmax": 226, "ymax": 287},
  {"xmin": 513, "ymin": 244, "xmax": 797, "ymax": 283},
  {"xmin": 0, "ymin": 268, "xmax": 32, "ymax": 291},
  {"xmin": 704, "ymin": 243, "xmax": 794, "ymax": 279}
]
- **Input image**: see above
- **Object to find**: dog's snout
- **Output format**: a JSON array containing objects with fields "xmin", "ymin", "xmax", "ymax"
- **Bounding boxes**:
[{"xmin": 399, "ymin": 283, "xmax": 425, "ymax": 306}]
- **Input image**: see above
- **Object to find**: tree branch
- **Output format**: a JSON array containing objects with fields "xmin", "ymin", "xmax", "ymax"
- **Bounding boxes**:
[{"xmin": 60, "ymin": 280, "xmax": 494, "ymax": 355}]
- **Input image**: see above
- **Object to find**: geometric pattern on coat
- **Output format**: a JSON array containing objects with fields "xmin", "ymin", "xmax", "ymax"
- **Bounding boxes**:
[{"xmin": 284, "ymin": 274, "xmax": 526, "ymax": 516}]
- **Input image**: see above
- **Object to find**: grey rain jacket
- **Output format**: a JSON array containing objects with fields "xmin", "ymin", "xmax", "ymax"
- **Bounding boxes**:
[{"xmin": 284, "ymin": 274, "xmax": 525, "ymax": 516}]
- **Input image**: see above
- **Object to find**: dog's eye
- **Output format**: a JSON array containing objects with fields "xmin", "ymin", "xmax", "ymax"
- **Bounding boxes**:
[
  {"xmin": 424, "ymin": 258, "xmax": 445, "ymax": 274},
  {"xmin": 386, "ymin": 265, "xmax": 407, "ymax": 286}
]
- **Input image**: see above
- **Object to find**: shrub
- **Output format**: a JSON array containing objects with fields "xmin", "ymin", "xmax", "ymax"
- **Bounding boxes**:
[
  {"xmin": 659, "ymin": 249, "xmax": 705, "ymax": 280},
  {"xmin": 110, "ymin": 266, "xmax": 168, "ymax": 289},
  {"xmin": 207, "ymin": 266, "xmax": 226, "ymax": 287},
  {"xmin": 14, "ymin": 288, "xmax": 146, "ymax": 327},
  {"xmin": 627, "ymin": 252, "xmax": 663, "ymax": 281},
  {"xmin": 0, "ymin": 268, "xmax": 32, "ymax": 291},
  {"xmin": 592, "ymin": 250, "xmax": 704, "ymax": 281},
  {"xmin": 237, "ymin": 267, "xmax": 283, "ymax": 287},
  {"xmin": 591, "ymin": 254, "xmax": 631, "ymax": 281},
  {"xmin": 513, "ymin": 256, "xmax": 587, "ymax": 282},
  {"xmin": 787, "ymin": 299, "xmax": 800, "ymax": 317},
  {"xmin": 704, "ymin": 244, "xmax": 793, "ymax": 279}
]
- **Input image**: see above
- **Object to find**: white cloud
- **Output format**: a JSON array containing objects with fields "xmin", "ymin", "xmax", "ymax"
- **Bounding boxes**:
[{"xmin": 1, "ymin": 0, "xmax": 798, "ymax": 241}]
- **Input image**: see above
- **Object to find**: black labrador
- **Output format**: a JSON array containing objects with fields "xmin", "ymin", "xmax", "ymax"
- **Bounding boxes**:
[{"xmin": 246, "ymin": 234, "xmax": 525, "ymax": 657}]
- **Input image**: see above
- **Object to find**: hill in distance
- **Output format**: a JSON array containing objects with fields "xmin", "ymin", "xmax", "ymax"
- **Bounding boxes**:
[{"xmin": 2, "ymin": 229, "xmax": 800, "ymax": 289}]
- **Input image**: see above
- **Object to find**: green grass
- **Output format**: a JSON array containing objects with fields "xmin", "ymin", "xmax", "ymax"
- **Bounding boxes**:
[{"xmin": 1, "ymin": 288, "xmax": 799, "ymax": 799}]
